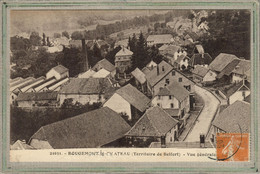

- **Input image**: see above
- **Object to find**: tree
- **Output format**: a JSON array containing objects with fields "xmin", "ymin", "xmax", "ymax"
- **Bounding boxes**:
[
  {"xmin": 105, "ymin": 46, "xmax": 121, "ymax": 64},
  {"xmin": 42, "ymin": 33, "xmax": 46, "ymax": 46},
  {"xmin": 148, "ymin": 45, "xmax": 163, "ymax": 64},
  {"xmin": 29, "ymin": 32, "xmax": 41, "ymax": 46},
  {"xmin": 128, "ymin": 34, "xmax": 137, "ymax": 52},
  {"xmin": 71, "ymin": 31, "xmax": 84, "ymax": 40},
  {"xmin": 53, "ymin": 33, "xmax": 61, "ymax": 38},
  {"xmin": 62, "ymin": 31, "xmax": 70, "ymax": 39},
  {"xmin": 132, "ymin": 32, "xmax": 148, "ymax": 69},
  {"xmin": 46, "ymin": 37, "xmax": 51, "ymax": 47}
]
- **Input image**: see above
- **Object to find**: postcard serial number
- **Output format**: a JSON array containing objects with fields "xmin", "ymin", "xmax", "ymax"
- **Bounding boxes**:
[{"xmin": 50, "ymin": 152, "xmax": 62, "ymax": 155}]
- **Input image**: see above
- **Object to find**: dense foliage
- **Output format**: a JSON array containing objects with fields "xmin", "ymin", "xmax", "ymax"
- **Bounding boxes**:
[
  {"xmin": 199, "ymin": 10, "xmax": 250, "ymax": 59},
  {"xmin": 10, "ymin": 102, "xmax": 102, "ymax": 144}
]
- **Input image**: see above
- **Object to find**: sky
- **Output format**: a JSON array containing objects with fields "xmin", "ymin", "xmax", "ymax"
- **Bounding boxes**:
[{"xmin": 10, "ymin": 10, "xmax": 170, "ymax": 37}]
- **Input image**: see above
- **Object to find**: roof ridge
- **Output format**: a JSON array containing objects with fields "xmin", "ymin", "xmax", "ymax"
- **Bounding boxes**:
[
  {"xmin": 125, "ymin": 109, "xmax": 149, "ymax": 135},
  {"xmin": 144, "ymin": 107, "xmax": 163, "ymax": 135}
]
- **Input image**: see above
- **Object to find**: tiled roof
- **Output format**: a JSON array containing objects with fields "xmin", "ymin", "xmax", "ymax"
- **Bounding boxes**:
[
  {"xmin": 78, "ymin": 69, "xmax": 96, "ymax": 78},
  {"xmin": 126, "ymin": 106, "xmax": 179, "ymax": 137},
  {"xmin": 195, "ymin": 45, "xmax": 204, "ymax": 54},
  {"xmin": 160, "ymin": 45, "xmax": 181, "ymax": 55},
  {"xmin": 155, "ymin": 80, "xmax": 189, "ymax": 102},
  {"xmin": 232, "ymin": 59, "xmax": 250, "ymax": 75},
  {"xmin": 11, "ymin": 140, "xmax": 35, "ymax": 150},
  {"xmin": 158, "ymin": 44, "xmax": 170, "ymax": 51},
  {"xmin": 10, "ymin": 77, "xmax": 23, "ymax": 84},
  {"xmin": 69, "ymin": 40, "xmax": 82, "ymax": 48},
  {"xmin": 219, "ymin": 80, "xmax": 250, "ymax": 98},
  {"xmin": 52, "ymin": 65, "xmax": 68, "ymax": 74},
  {"xmin": 146, "ymin": 61, "xmax": 174, "ymax": 87},
  {"xmin": 190, "ymin": 53, "xmax": 212, "ymax": 66},
  {"xmin": 192, "ymin": 65, "xmax": 209, "ymax": 78},
  {"xmin": 115, "ymin": 47, "xmax": 133, "ymax": 57},
  {"xmin": 116, "ymin": 84, "xmax": 150, "ymax": 112},
  {"xmin": 18, "ymin": 76, "xmax": 46, "ymax": 91},
  {"xmin": 216, "ymin": 59, "xmax": 241, "ymax": 79},
  {"xmin": 31, "ymin": 77, "xmax": 56, "ymax": 89},
  {"xmin": 131, "ymin": 68, "xmax": 146, "ymax": 84},
  {"xmin": 45, "ymin": 77, "xmax": 68, "ymax": 89},
  {"xmin": 30, "ymin": 107, "xmax": 131, "ymax": 148},
  {"xmin": 93, "ymin": 59, "xmax": 116, "ymax": 72},
  {"xmin": 212, "ymin": 101, "xmax": 250, "ymax": 133},
  {"xmin": 59, "ymin": 78, "xmax": 113, "ymax": 94},
  {"xmin": 92, "ymin": 69, "xmax": 110, "ymax": 78},
  {"xmin": 175, "ymin": 55, "xmax": 190, "ymax": 64},
  {"xmin": 163, "ymin": 108, "xmax": 180, "ymax": 117},
  {"xmin": 147, "ymin": 34, "xmax": 173, "ymax": 44},
  {"xmin": 10, "ymin": 77, "xmax": 35, "ymax": 88},
  {"xmin": 16, "ymin": 91, "xmax": 58, "ymax": 101},
  {"xmin": 142, "ymin": 67, "xmax": 151, "ymax": 76},
  {"xmin": 244, "ymin": 94, "xmax": 250, "ymax": 103},
  {"xmin": 209, "ymin": 53, "xmax": 238, "ymax": 72}
]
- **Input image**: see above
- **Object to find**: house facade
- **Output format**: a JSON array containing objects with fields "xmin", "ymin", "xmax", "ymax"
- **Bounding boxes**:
[
  {"xmin": 115, "ymin": 47, "xmax": 133, "ymax": 73},
  {"xmin": 231, "ymin": 59, "xmax": 250, "ymax": 83},
  {"xmin": 146, "ymin": 61, "xmax": 195, "ymax": 96},
  {"xmin": 192, "ymin": 65, "xmax": 217, "ymax": 83},
  {"xmin": 126, "ymin": 107, "xmax": 179, "ymax": 147},
  {"xmin": 211, "ymin": 101, "xmax": 250, "ymax": 143},
  {"xmin": 218, "ymin": 80, "xmax": 250, "ymax": 105},
  {"xmin": 151, "ymin": 82, "xmax": 190, "ymax": 120},
  {"xmin": 92, "ymin": 59, "xmax": 116, "ymax": 78},
  {"xmin": 16, "ymin": 91, "xmax": 58, "ymax": 108},
  {"xmin": 146, "ymin": 34, "xmax": 174, "ymax": 47},
  {"xmin": 46, "ymin": 65, "xmax": 69, "ymax": 80},
  {"xmin": 59, "ymin": 78, "xmax": 115, "ymax": 105},
  {"xmin": 103, "ymin": 84, "xmax": 150, "ymax": 121},
  {"xmin": 131, "ymin": 68, "xmax": 147, "ymax": 93}
]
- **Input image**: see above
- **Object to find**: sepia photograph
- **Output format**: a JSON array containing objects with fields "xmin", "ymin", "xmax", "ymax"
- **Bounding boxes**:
[{"xmin": 1, "ymin": 0, "xmax": 259, "ymax": 173}]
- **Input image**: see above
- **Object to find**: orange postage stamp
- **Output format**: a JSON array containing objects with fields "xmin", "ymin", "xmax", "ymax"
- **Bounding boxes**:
[{"xmin": 216, "ymin": 133, "xmax": 249, "ymax": 161}]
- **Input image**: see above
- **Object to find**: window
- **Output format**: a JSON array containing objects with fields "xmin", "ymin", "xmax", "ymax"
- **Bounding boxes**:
[
  {"xmin": 169, "ymin": 95, "xmax": 172, "ymax": 99},
  {"xmin": 172, "ymin": 71, "xmax": 175, "ymax": 76},
  {"xmin": 162, "ymin": 66, "xmax": 165, "ymax": 72},
  {"xmin": 157, "ymin": 103, "xmax": 160, "ymax": 107},
  {"xmin": 170, "ymin": 137, "xmax": 173, "ymax": 142},
  {"xmin": 179, "ymin": 78, "xmax": 182, "ymax": 82},
  {"xmin": 158, "ymin": 95, "xmax": 161, "ymax": 100},
  {"xmin": 171, "ymin": 103, "xmax": 174, "ymax": 108},
  {"xmin": 184, "ymin": 85, "xmax": 191, "ymax": 91},
  {"xmin": 165, "ymin": 78, "xmax": 169, "ymax": 84},
  {"xmin": 242, "ymin": 91, "xmax": 246, "ymax": 98}
]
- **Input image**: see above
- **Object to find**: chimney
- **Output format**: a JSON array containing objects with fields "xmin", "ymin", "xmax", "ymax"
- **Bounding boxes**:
[
  {"xmin": 157, "ymin": 65, "xmax": 159, "ymax": 75},
  {"xmin": 82, "ymin": 39, "xmax": 89, "ymax": 71}
]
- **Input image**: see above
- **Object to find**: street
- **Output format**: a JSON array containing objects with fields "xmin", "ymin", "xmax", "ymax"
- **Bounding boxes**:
[{"xmin": 184, "ymin": 85, "xmax": 220, "ymax": 142}]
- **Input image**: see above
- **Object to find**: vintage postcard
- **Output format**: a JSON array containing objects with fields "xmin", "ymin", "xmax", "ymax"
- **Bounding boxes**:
[{"xmin": 1, "ymin": 0, "xmax": 259, "ymax": 173}]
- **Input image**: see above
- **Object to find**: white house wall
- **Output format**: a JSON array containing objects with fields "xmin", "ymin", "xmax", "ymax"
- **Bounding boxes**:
[
  {"xmin": 103, "ymin": 93, "xmax": 132, "ymax": 120},
  {"xmin": 232, "ymin": 73, "xmax": 244, "ymax": 83},
  {"xmin": 30, "ymin": 139, "xmax": 53, "ymax": 149},
  {"xmin": 203, "ymin": 70, "xmax": 217, "ymax": 82},
  {"xmin": 229, "ymin": 90, "xmax": 250, "ymax": 105},
  {"xmin": 165, "ymin": 125, "xmax": 178, "ymax": 143},
  {"xmin": 152, "ymin": 70, "xmax": 194, "ymax": 95},
  {"xmin": 59, "ymin": 94, "xmax": 105, "ymax": 105},
  {"xmin": 152, "ymin": 96, "xmax": 180, "ymax": 109}
]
